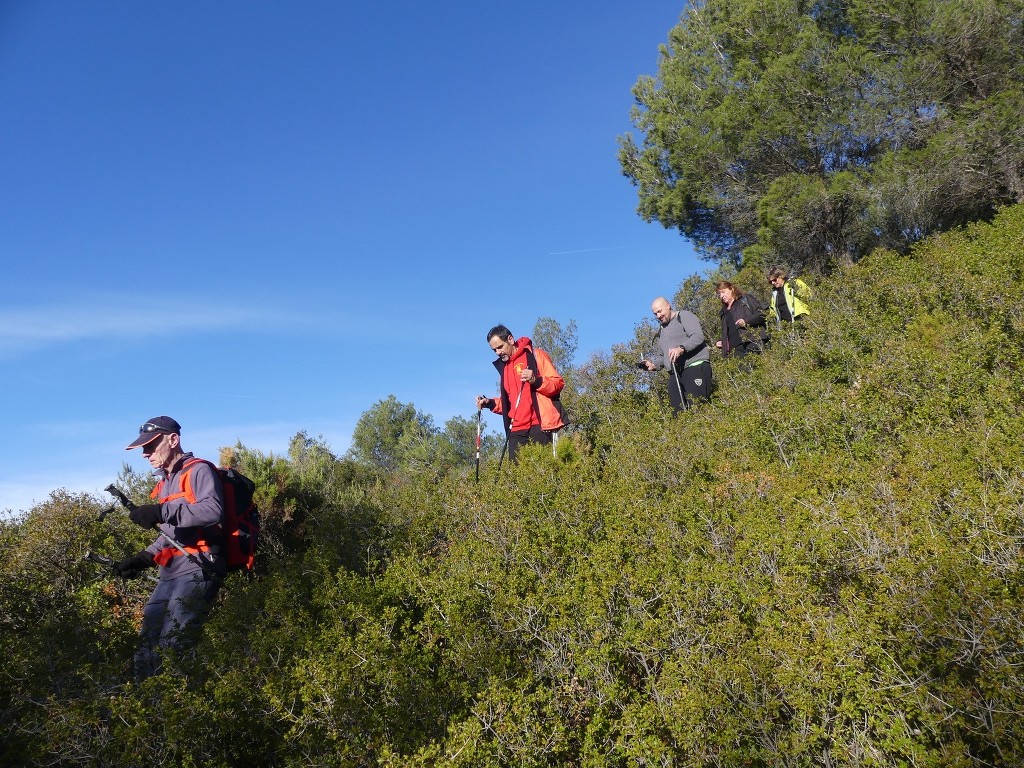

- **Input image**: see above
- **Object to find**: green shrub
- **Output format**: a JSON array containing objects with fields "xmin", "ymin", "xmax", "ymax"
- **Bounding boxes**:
[{"xmin": 6, "ymin": 205, "xmax": 1024, "ymax": 766}]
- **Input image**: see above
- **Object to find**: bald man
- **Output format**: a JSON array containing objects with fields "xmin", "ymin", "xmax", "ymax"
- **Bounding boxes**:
[{"xmin": 642, "ymin": 297, "xmax": 712, "ymax": 412}]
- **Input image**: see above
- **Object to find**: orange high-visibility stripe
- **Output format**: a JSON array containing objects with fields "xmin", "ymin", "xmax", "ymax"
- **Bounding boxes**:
[
  {"xmin": 153, "ymin": 540, "xmax": 213, "ymax": 567},
  {"xmin": 149, "ymin": 458, "xmax": 206, "ymax": 504},
  {"xmin": 148, "ymin": 458, "xmax": 217, "ymax": 568}
]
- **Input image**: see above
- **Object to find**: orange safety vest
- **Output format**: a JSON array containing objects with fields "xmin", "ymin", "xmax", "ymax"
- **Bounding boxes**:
[{"xmin": 149, "ymin": 458, "xmax": 218, "ymax": 567}]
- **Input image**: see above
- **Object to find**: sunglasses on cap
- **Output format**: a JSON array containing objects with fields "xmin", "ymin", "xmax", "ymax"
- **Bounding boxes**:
[{"xmin": 139, "ymin": 422, "xmax": 172, "ymax": 434}]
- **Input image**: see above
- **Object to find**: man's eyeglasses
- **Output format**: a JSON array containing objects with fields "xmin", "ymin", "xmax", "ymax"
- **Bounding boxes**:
[{"xmin": 139, "ymin": 422, "xmax": 168, "ymax": 434}]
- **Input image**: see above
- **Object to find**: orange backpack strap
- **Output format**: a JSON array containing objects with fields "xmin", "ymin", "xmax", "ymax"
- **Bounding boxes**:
[
  {"xmin": 152, "ymin": 538, "xmax": 214, "ymax": 567},
  {"xmin": 151, "ymin": 458, "xmax": 207, "ymax": 504},
  {"xmin": 149, "ymin": 458, "xmax": 221, "ymax": 570}
]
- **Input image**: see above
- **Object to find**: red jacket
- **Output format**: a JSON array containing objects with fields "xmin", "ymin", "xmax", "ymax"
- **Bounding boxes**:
[{"xmin": 489, "ymin": 337, "xmax": 567, "ymax": 432}]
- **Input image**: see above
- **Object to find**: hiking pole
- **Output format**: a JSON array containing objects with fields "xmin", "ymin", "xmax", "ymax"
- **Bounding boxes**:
[
  {"xmin": 498, "ymin": 379, "xmax": 527, "ymax": 470},
  {"xmin": 105, "ymin": 483, "xmax": 217, "ymax": 576},
  {"xmin": 475, "ymin": 408, "xmax": 482, "ymax": 483},
  {"xmin": 84, "ymin": 550, "xmax": 158, "ymax": 583},
  {"xmin": 85, "ymin": 550, "xmax": 116, "ymax": 568},
  {"xmin": 497, "ymin": 435, "xmax": 508, "ymax": 471},
  {"xmin": 672, "ymin": 356, "xmax": 690, "ymax": 411},
  {"xmin": 104, "ymin": 484, "xmax": 136, "ymax": 513}
]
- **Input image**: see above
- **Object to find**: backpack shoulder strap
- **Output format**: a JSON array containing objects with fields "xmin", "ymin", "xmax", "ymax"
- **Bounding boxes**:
[{"xmin": 527, "ymin": 346, "xmax": 569, "ymax": 426}]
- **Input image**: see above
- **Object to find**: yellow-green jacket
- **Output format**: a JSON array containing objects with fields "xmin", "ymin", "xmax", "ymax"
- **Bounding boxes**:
[{"xmin": 768, "ymin": 278, "xmax": 811, "ymax": 323}]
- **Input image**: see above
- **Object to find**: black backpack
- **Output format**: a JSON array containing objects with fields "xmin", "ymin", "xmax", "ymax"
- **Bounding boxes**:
[
  {"xmin": 166, "ymin": 459, "xmax": 259, "ymax": 572},
  {"xmin": 738, "ymin": 295, "xmax": 770, "ymax": 352},
  {"xmin": 739, "ymin": 294, "xmax": 768, "ymax": 326}
]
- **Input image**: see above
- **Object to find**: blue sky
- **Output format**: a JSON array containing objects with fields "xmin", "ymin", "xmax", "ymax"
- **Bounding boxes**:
[{"xmin": 0, "ymin": 1, "xmax": 702, "ymax": 515}]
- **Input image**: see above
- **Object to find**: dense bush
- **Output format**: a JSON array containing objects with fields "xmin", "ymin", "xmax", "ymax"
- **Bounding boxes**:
[{"xmin": 2, "ymin": 205, "xmax": 1024, "ymax": 766}]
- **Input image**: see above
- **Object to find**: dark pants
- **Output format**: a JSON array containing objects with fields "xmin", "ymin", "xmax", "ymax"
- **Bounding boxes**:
[
  {"xmin": 668, "ymin": 360, "xmax": 712, "ymax": 414},
  {"xmin": 507, "ymin": 425, "xmax": 552, "ymax": 463},
  {"xmin": 135, "ymin": 569, "xmax": 223, "ymax": 680}
]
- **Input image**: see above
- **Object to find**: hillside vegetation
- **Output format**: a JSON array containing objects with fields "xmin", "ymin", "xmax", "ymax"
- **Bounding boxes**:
[{"xmin": 3, "ymin": 205, "xmax": 1024, "ymax": 766}]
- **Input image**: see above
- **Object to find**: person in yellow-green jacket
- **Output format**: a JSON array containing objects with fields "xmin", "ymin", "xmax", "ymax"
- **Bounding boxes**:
[{"xmin": 767, "ymin": 267, "xmax": 812, "ymax": 325}]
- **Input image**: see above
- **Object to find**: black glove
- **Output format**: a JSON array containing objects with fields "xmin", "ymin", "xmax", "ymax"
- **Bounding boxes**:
[
  {"xmin": 480, "ymin": 398, "xmax": 495, "ymax": 410},
  {"xmin": 129, "ymin": 503, "xmax": 163, "ymax": 529},
  {"xmin": 113, "ymin": 551, "xmax": 154, "ymax": 580}
]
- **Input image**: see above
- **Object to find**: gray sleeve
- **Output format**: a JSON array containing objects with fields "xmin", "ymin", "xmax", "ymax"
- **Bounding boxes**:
[
  {"xmin": 674, "ymin": 311, "xmax": 705, "ymax": 349},
  {"xmin": 163, "ymin": 462, "xmax": 224, "ymax": 528},
  {"xmin": 649, "ymin": 331, "xmax": 666, "ymax": 369}
]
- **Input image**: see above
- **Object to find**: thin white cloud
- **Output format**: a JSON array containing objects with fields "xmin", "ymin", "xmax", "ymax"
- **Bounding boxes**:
[
  {"xmin": 546, "ymin": 245, "xmax": 637, "ymax": 256},
  {"xmin": 0, "ymin": 296, "xmax": 354, "ymax": 357},
  {"xmin": 0, "ymin": 303, "xmax": 255, "ymax": 353}
]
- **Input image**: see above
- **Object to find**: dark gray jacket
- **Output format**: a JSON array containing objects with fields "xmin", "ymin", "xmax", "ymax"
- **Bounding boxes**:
[{"xmin": 146, "ymin": 453, "xmax": 226, "ymax": 578}]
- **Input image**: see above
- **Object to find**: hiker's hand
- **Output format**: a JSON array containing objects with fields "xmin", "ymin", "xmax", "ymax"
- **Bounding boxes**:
[
  {"xmin": 476, "ymin": 396, "xmax": 495, "ymax": 410},
  {"xmin": 129, "ymin": 504, "xmax": 163, "ymax": 529},
  {"xmin": 735, "ymin": 318, "xmax": 747, "ymax": 327},
  {"xmin": 114, "ymin": 551, "xmax": 154, "ymax": 580},
  {"xmin": 668, "ymin": 346, "xmax": 685, "ymax": 363}
]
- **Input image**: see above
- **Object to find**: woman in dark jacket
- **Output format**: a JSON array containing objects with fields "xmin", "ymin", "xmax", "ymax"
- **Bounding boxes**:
[{"xmin": 714, "ymin": 280, "xmax": 769, "ymax": 358}]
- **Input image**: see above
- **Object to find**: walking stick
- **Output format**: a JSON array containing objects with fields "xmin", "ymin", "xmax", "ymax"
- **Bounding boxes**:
[
  {"xmin": 105, "ymin": 483, "xmax": 217, "ymax": 576},
  {"xmin": 672, "ymin": 355, "xmax": 690, "ymax": 411},
  {"xmin": 497, "ymin": 378, "xmax": 527, "ymax": 470},
  {"xmin": 497, "ymin": 435, "xmax": 509, "ymax": 471},
  {"xmin": 84, "ymin": 550, "xmax": 158, "ymax": 583},
  {"xmin": 475, "ymin": 408, "xmax": 482, "ymax": 483}
]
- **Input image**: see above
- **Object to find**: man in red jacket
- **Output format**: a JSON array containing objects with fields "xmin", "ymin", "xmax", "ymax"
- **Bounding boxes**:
[{"xmin": 476, "ymin": 324, "xmax": 567, "ymax": 463}]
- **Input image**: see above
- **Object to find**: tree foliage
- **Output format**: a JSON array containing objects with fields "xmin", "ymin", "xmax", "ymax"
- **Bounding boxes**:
[
  {"xmin": 620, "ymin": 0, "xmax": 1024, "ymax": 274},
  {"xmin": 347, "ymin": 395, "xmax": 503, "ymax": 480},
  {"xmin": 347, "ymin": 395, "xmax": 436, "ymax": 473},
  {"xmin": 531, "ymin": 316, "xmax": 578, "ymax": 374}
]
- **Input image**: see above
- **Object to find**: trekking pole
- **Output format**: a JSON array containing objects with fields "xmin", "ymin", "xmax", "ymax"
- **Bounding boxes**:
[
  {"xmin": 85, "ymin": 550, "xmax": 114, "ymax": 568},
  {"xmin": 497, "ymin": 388, "xmax": 522, "ymax": 472},
  {"xmin": 497, "ymin": 435, "xmax": 509, "ymax": 471},
  {"xmin": 498, "ymin": 380, "xmax": 526, "ymax": 470},
  {"xmin": 105, "ymin": 483, "xmax": 216, "ymax": 576},
  {"xmin": 475, "ymin": 409, "xmax": 482, "ymax": 483},
  {"xmin": 104, "ymin": 484, "xmax": 137, "ymax": 513},
  {"xmin": 672, "ymin": 356, "xmax": 690, "ymax": 411},
  {"xmin": 84, "ymin": 550, "xmax": 159, "ymax": 583}
]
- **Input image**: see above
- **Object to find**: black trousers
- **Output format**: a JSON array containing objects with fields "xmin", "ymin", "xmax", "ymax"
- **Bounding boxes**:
[
  {"xmin": 668, "ymin": 360, "xmax": 712, "ymax": 414},
  {"xmin": 507, "ymin": 425, "xmax": 552, "ymax": 463}
]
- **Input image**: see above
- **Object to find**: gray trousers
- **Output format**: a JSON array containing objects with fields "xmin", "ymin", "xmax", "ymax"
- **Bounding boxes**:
[{"xmin": 135, "ymin": 569, "xmax": 222, "ymax": 680}]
